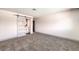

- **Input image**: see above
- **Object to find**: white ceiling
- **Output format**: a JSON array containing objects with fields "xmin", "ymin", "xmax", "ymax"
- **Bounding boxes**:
[{"xmin": 0, "ymin": 8, "xmax": 69, "ymax": 18}]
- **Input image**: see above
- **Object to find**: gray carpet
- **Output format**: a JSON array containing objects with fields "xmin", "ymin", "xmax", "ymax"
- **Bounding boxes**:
[{"xmin": 0, "ymin": 32, "xmax": 79, "ymax": 51}]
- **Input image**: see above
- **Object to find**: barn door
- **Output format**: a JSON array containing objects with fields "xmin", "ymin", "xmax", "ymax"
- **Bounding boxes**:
[{"xmin": 17, "ymin": 16, "xmax": 29, "ymax": 37}]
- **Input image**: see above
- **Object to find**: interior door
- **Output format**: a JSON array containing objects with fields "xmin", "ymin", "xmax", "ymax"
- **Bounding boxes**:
[{"xmin": 17, "ymin": 16, "xmax": 28, "ymax": 37}]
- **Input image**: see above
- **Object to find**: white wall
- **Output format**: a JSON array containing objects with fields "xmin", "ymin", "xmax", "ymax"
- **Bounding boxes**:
[
  {"xmin": 0, "ymin": 10, "xmax": 33, "ymax": 41},
  {"xmin": 0, "ymin": 10, "xmax": 17, "ymax": 41},
  {"xmin": 35, "ymin": 10, "xmax": 79, "ymax": 41}
]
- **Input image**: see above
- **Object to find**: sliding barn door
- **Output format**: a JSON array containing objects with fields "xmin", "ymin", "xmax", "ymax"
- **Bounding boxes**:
[{"xmin": 17, "ymin": 16, "xmax": 29, "ymax": 37}]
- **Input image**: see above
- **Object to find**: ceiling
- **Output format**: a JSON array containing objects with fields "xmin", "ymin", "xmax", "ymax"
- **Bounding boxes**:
[{"xmin": 0, "ymin": 8, "xmax": 69, "ymax": 18}]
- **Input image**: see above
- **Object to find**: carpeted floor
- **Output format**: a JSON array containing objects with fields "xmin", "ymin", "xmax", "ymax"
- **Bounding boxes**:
[{"xmin": 0, "ymin": 32, "xmax": 79, "ymax": 51}]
